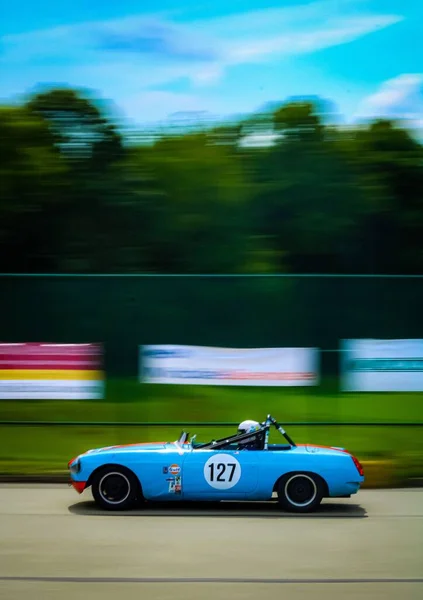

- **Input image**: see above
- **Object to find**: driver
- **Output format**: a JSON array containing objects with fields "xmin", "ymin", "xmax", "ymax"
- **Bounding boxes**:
[{"xmin": 237, "ymin": 420, "xmax": 263, "ymax": 450}]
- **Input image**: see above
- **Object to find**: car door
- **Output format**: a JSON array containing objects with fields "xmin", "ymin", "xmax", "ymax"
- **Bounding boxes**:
[
  {"xmin": 181, "ymin": 447, "xmax": 259, "ymax": 499},
  {"xmin": 133, "ymin": 446, "xmax": 190, "ymax": 500}
]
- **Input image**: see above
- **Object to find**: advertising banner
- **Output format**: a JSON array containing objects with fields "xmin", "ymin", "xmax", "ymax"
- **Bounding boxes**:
[
  {"xmin": 340, "ymin": 338, "xmax": 423, "ymax": 391},
  {"xmin": 140, "ymin": 345, "xmax": 319, "ymax": 386},
  {"xmin": 0, "ymin": 343, "xmax": 105, "ymax": 399}
]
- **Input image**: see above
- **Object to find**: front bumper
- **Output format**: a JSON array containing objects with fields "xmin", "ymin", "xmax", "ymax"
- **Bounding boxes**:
[{"xmin": 70, "ymin": 479, "xmax": 86, "ymax": 494}]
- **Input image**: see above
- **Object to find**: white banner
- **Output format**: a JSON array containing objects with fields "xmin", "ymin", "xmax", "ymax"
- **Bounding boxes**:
[
  {"xmin": 341, "ymin": 338, "xmax": 423, "ymax": 391},
  {"xmin": 140, "ymin": 345, "xmax": 319, "ymax": 386}
]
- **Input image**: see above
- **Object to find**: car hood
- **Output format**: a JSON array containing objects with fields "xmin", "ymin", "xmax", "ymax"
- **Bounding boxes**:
[{"xmin": 82, "ymin": 441, "xmax": 170, "ymax": 455}]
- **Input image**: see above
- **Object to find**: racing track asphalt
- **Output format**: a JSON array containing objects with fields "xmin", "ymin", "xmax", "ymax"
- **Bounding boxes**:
[{"xmin": 0, "ymin": 485, "xmax": 422, "ymax": 600}]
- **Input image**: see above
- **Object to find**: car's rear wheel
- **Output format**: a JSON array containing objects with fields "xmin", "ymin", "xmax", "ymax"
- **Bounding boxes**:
[
  {"xmin": 276, "ymin": 472, "xmax": 324, "ymax": 513},
  {"xmin": 91, "ymin": 466, "xmax": 140, "ymax": 511}
]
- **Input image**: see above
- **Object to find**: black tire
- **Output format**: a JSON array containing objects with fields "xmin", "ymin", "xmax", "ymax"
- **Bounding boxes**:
[
  {"xmin": 276, "ymin": 472, "xmax": 324, "ymax": 513},
  {"xmin": 91, "ymin": 466, "xmax": 140, "ymax": 511}
]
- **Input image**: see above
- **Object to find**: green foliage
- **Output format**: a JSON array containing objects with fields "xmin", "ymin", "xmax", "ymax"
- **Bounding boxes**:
[
  {"xmin": 142, "ymin": 133, "xmax": 250, "ymax": 272},
  {"xmin": 0, "ymin": 105, "xmax": 67, "ymax": 209},
  {"xmin": 26, "ymin": 87, "xmax": 123, "ymax": 168},
  {"xmin": 0, "ymin": 106, "xmax": 69, "ymax": 271},
  {"xmin": 1, "ymin": 86, "xmax": 423, "ymax": 274},
  {"xmin": 273, "ymin": 100, "xmax": 325, "ymax": 142}
]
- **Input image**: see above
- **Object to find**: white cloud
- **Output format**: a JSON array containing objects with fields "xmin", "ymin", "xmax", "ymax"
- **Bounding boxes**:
[
  {"xmin": 0, "ymin": 1, "xmax": 406, "ymax": 125},
  {"xmin": 355, "ymin": 74, "xmax": 423, "ymax": 126},
  {"xmin": 225, "ymin": 15, "xmax": 402, "ymax": 64},
  {"xmin": 191, "ymin": 0, "xmax": 371, "ymax": 35},
  {"xmin": 0, "ymin": 0, "xmax": 403, "ymax": 90}
]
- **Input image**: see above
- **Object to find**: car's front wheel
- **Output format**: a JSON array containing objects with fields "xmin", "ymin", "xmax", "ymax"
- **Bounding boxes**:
[
  {"xmin": 91, "ymin": 466, "xmax": 140, "ymax": 511},
  {"xmin": 276, "ymin": 472, "xmax": 324, "ymax": 513}
]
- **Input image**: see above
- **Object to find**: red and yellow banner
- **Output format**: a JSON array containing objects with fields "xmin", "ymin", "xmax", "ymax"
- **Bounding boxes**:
[{"xmin": 0, "ymin": 343, "xmax": 104, "ymax": 399}]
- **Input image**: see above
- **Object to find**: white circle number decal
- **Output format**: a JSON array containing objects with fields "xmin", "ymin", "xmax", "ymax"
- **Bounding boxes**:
[{"xmin": 203, "ymin": 454, "xmax": 241, "ymax": 490}]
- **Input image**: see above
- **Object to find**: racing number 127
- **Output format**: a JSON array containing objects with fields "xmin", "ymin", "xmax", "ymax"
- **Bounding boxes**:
[{"xmin": 208, "ymin": 462, "xmax": 236, "ymax": 482}]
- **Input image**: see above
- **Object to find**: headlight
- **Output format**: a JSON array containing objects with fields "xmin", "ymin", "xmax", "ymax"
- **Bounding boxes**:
[{"xmin": 69, "ymin": 459, "xmax": 81, "ymax": 474}]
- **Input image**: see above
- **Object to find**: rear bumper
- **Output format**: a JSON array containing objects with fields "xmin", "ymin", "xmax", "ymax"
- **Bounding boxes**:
[
  {"xmin": 327, "ymin": 477, "xmax": 364, "ymax": 497},
  {"xmin": 336, "ymin": 481, "xmax": 363, "ymax": 496}
]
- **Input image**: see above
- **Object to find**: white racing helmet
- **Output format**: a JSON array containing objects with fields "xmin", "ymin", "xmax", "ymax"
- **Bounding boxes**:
[
  {"xmin": 237, "ymin": 420, "xmax": 260, "ymax": 435},
  {"xmin": 238, "ymin": 419, "xmax": 260, "ymax": 448},
  {"xmin": 237, "ymin": 420, "xmax": 261, "ymax": 447}
]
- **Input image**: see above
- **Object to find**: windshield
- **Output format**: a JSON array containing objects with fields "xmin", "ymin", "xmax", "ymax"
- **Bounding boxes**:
[{"xmin": 175, "ymin": 415, "xmax": 296, "ymax": 450}]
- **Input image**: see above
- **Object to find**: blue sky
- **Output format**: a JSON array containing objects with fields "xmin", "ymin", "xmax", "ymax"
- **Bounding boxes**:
[{"xmin": 1, "ymin": 0, "xmax": 422, "ymax": 130}]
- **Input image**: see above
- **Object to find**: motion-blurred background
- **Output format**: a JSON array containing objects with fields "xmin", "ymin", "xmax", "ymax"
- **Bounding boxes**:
[{"xmin": 1, "ymin": 0, "xmax": 422, "ymax": 487}]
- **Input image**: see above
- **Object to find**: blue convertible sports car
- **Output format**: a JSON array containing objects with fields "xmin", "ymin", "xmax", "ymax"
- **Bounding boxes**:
[{"xmin": 68, "ymin": 414, "xmax": 364, "ymax": 513}]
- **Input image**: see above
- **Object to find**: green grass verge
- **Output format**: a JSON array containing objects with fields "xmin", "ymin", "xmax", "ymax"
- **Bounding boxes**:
[
  {"xmin": 1, "ymin": 378, "xmax": 423, "ymax": 423},
  {"xmin": 1, "ymin": 379, "xmax": 422, "ymax": 479}
]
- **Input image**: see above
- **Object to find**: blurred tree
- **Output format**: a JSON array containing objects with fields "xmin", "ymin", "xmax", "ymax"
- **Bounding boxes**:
[
  {"xmin": 0, "ymin": 106, "xmax": 68, "ymax": 271},
  {"xmin": 140, "ymin": 132, "xmax": 250, "ymax": 272},
  {"xmin": 274, "ymin": 101, "xmax": 325, "ymax": 143},
  {"xmin": 26, "ymin": 87, "xmax": 123, "ymax": 169},
  {"xmin": 56, "ymin": 149, "xmax": 167, "ymax": 273},
  {"xmin": 248, "ymin": 99, "xmax": 376, "ymax": 273},
  {"xmin": 24, "ymin": 87, "xmax": 139, "ymax": 272},
  {"xmin": 1, "ymin": 89, "xmax": 422, "ymax": 275},
  {"xmin": 337, "ymin": 119, "xmax": 423, "ymax": 273}
]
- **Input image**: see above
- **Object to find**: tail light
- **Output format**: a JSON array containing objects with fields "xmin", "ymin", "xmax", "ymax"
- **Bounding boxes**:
[{"xmin": 351, "ymin": 455, "xmax": 364, "ymax": 476}]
